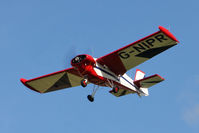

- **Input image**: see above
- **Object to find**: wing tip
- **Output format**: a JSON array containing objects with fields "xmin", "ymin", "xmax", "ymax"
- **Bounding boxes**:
[
  {"xmin": 20, "ymin": 78, "xmax": 42, "ymax": 93},
  {"xmin": 154, "ymin": 74, "xmax": 165, "ymax": 81},
  {"xmin": 20, "ymin": 78, "xmax": 27, "ymax": 84},
  {"xmin": 158, "ymin": 26, "xmax": 179, "ymax": 43}
]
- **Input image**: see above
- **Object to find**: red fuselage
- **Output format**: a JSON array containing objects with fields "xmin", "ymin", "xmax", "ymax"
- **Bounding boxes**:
[{"xmin": 71, "ymin": 54, "xmax": 105, "ymax": 85}]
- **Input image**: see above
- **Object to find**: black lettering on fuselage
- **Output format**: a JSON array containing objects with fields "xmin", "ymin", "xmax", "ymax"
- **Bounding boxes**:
[
  {"xmin": 133, "ymin": 44, "xmax": 146, "ymax": 52},
  {"xmin": 155, "ymin": 34, "xmax": 168, "ymax": 42},
  {"xmin": 118, "ymin": 51, "xmax": 130, "ymax": 59}
]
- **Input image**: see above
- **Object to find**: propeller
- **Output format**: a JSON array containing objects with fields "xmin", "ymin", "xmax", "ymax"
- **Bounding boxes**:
[
  {"xmin": 63, "ymin": 45, "xmax": 95, "ymax": 68},
  {"xmin": 64, "ymin": 45, "xmax": 77, "ymax": 68},
  {"xmin": 83, "ymin": 46, "xmax": 94, "ymax": 57}
]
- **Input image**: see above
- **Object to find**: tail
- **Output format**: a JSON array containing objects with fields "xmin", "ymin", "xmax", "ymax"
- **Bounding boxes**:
[
  {"xmin": 134, "ymin": 69, "xmax": 145, "ymax": 81},
  {"xmin": 133, "ymin": 69, "xmax": 165, "ymax": 96}
]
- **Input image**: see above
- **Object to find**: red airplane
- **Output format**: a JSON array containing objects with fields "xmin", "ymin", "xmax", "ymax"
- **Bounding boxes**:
[{"xmin": 20, "ymin": 26, "xmax": 179, "ymax": 102}]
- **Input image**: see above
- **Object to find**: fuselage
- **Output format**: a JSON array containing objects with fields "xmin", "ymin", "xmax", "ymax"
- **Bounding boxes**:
[{"xmin": 71, "ymin": 54, "xmax": 137, "ymax": 92}]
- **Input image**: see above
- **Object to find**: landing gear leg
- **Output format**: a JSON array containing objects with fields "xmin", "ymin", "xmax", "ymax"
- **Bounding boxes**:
[
  {"xmin": 105, "ymin": 79, "xmax": 119, "ymax": 93},
  {"xmin": 87, "ymin": 85, "xmax": 99, "ymax": 102}
]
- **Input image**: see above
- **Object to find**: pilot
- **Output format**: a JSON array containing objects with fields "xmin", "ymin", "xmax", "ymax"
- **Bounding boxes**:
[{"xmin": 75, "ymin": 56, "xmax": 81, "ymax": 63}]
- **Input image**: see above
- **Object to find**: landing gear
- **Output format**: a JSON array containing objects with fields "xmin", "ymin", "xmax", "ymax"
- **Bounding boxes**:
[
  {"xmin": 105, "ymin": 78, "xmax": 119, "ymax": 94},
  {"xmin": 87, "ymin": 95, "xmax": 94, "ymax": 102},
  {"xmin": 81, "ymin": 79, "xmax": 88, "ymax": 87},
  {"xmin": 112, "ymin": 86, "xmax": 119, "ymax": 93},
  {"xmin": 80, "ymin": 78, "xmax": 97, "ymax": 102},
  {"xmin": 87, "ymin": 85, "xmax": 99, "ymax": 102}
]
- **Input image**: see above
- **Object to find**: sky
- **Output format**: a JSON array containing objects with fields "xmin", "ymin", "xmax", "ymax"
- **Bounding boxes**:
[{"xmin": 0, "ymin": 0, "xmax": 199, "ymax": 133}]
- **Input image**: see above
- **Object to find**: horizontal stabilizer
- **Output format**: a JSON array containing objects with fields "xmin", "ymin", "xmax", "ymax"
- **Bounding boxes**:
[
  {"xmin": 109, "ymin": 88, "xmax": 136, "ymax": 97},
  {"xmin": 134, "ymin": 74, "xmax": 164, "ymax": 88}
]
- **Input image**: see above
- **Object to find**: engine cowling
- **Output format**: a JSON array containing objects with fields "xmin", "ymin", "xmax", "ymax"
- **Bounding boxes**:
[
  {"xmin": 71, "ymin": 54, "xmax": 96, "ymax": 76},
  {"xmin": 71, "ymin": 54, "xmax": 95, "ymax": 66}
]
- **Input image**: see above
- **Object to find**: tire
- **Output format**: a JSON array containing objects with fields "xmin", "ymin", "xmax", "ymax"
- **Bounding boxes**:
[
  {"xmin": 81, "ymin": 79, "xmax": 87, "ymax": 87},
  {"xmin": 87, "ymin": 95, "xmax": 94, "ymax": 102},
  {"xmin": 113, "ymin": 87, "xmax": 119, "ymax": 93}
]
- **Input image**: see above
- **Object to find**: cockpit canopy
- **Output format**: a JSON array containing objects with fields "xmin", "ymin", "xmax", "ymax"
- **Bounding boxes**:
[
  {"xmin": 71, "ymin": 54, "xmax": 96, "ymax": 68},
  {"xmin": 71, "ymin": 55, "xmax": 86, "ymax": 64}
]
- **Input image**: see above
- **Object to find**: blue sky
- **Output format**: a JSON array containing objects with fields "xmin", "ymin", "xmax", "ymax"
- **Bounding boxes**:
[{"xmin": 1, "ymin": 0, "xmax": 199, "ymax": 132}]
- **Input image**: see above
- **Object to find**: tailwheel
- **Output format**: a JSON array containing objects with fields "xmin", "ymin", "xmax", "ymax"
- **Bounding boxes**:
[
  {"xmin": 87, "ymin": 95, "xmax": 94, "ymax": 102},
  {"xmin": 112, "ymin": 86, "xmax": 119, "ymax": 93},
  {"xmin": 81, "ymin": 79, "xmax": 87, "ymax": 87}
]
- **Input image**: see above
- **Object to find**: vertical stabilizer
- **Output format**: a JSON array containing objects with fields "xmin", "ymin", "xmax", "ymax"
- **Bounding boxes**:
[{"xmin": 134, "ymin": 69, "xmax": 145, "ymax": 81}]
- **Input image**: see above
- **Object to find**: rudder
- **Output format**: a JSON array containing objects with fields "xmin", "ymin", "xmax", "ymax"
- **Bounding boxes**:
[{"xmin": 134, "ymin": 69, "xmax": 145, "ymax": 81}]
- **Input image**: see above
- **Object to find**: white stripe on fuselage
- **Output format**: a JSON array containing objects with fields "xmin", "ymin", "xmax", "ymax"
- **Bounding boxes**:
[{"xmin": 94, "ymin": 62, "xmax": 137, "ymax": 91}]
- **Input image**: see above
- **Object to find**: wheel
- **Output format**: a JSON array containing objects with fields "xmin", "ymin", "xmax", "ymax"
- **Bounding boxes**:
[
  {"xmin": 112, "ymin": 87, "xmax": 119, "ymax": 93},
  {"xmin": 81, "ymin": 79, "xmax": 87, "ymax": 87},
  {"xmin": 87, "ymin": 95, "xmax": 94, "ymax": 102}
]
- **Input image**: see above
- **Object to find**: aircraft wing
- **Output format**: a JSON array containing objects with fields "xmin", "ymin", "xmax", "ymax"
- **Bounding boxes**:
[
  {"xmin": 97, "ymin": 26, "xmax": 179, "ymax": 75},
  {"xmin": 20, "ymin": 68, "xmax": 83, "ymax": 93}
]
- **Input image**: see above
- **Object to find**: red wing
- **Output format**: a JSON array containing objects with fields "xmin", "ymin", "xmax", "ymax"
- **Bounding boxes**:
[
  {"xmin": 97, "ymin": 26, "xmax": 179, "ymax": 75},
  {"xmin": 20, "ymin": 68, "xmax": 83, "ymax": 93}
]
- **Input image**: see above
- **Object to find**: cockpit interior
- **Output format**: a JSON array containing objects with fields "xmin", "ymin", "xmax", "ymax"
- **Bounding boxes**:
[{"xmin": 71, "ymin": 55, "xmax": 86, "ymax": 64}]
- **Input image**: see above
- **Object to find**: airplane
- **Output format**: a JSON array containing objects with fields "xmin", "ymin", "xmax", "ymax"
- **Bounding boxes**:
[{"xmin": 20, "ymin": 26, "xmax": 179, "ymax": 102}]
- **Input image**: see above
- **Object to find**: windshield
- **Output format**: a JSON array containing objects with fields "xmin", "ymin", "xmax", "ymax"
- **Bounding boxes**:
[{"xmin": 72, "ymin": 55, "xmax": 86, "ymax": 63}]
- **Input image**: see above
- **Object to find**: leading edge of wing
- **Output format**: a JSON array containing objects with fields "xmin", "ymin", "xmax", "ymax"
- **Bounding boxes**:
[
  {"xmin": 100, "ymin": 26, "xmax": 179, "ymax": 57},
  {"xmin": 96, "ymin": 26, "xmax": 179, "ymax": 75},
  {"xmin": 20, "ymin": 78, "xmax": 41, "ymax": 93},
  {"xmin": 20, "ymin": 68, "xmax": 80, "ymax": 93},
  {"xmin": 159, "ymin": 26, "xmax": 179, "ymax": 43}
]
